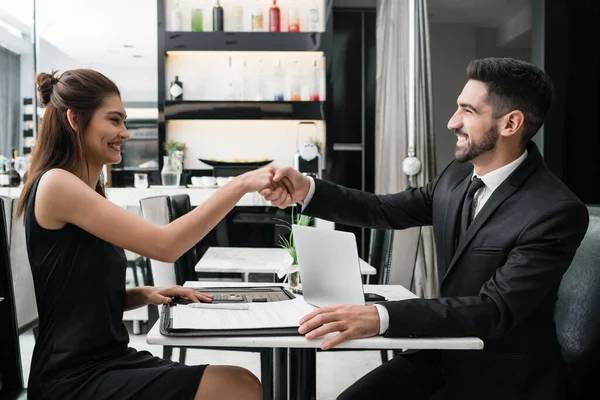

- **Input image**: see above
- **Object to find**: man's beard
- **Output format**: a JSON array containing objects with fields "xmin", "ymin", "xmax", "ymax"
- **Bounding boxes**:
[{"xmin": 455, "ymin": 126, "xmax": 499, "ymax": 163}]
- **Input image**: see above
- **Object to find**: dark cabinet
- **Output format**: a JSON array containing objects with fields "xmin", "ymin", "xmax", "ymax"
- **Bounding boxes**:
[{"xmin": 326, "ymin": 8, "xmax": 376, "ymax": 257}]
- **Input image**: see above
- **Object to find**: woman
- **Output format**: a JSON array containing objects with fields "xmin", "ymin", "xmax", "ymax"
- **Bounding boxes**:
[{"xmin": 16, "ymin": 69, "xmax": 286, "ymax": 399}]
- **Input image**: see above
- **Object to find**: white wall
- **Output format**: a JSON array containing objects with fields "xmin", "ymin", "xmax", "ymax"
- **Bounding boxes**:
[
  {"xmin": 168, "ymin": 120, "xmax": 326, "ymax": 170},
  {"xmin": 475, "ymin": 27, "xmax": 531, "ymax": 61},
  {"xmin": 38, "ymin": 37, "xmax": 82, "ymax": 73},
  {"xmin": 89, "ymin": 63, "xmax": 157, "ymax": 102},
  {"xmin": 429, "ymin": 23, "xmax": 531, "ymax": 174},
  {"xmin": 37, "ymin": 40, "xmax": 157, "ymax": 102},
  {"xmin": 429, "ymin": 23, "xmax": 476, "ymax": 173}
]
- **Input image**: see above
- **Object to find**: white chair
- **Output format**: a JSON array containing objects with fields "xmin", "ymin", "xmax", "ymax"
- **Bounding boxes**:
[
  {"xmin": 9, "ymin": 198, "xmax": 39, "ymax": 335},
  {"xmin": 0, "ymin": 198, "xmax": 27, "ymax": 399}
]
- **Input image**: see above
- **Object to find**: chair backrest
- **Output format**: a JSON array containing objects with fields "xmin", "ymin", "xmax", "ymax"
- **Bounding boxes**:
[
  {"xmin": 368, "ymin": 229, "xmax": 395, "ymax": 284},
  {"xmin": 169, "ymin": 194, "xmax": 198, "ymax": 284},
  {"xmin": 9, "ymin": 198, "xmax": 39, "ymax": 333},
  {"xmin": 0, "ymin": 198, "xmax": 24, "ymax": 391},
  {"xmin": 554, "ymin": 205, "xmax": 600, "ymax": 398},
  {"xmin": 0, "ymin": 196, "xmax": 13, "ymax": 246},
  {"xmin": 139, "ymin": 196, "xmax": 178, "ymax": 287}
]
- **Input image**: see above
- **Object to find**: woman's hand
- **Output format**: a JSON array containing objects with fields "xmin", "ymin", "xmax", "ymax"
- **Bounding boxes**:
[
  {"xmin": 145, "ymin": 286, "xmax": 213, "ymax": 305},
  {"xmin": 236, "ymin": 167, "xmax": 292, "ymax": 203}
]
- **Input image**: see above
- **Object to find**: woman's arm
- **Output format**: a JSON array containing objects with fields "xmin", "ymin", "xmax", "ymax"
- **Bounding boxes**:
[
  {"xmin": 125, "ymin": 286, "xmax": 213, "ymax": 311},
  {"xmin": 34, "ymin": 167, "xmax": 280, "ymax": 262},
  {"xmin": 125, "ymin": 287, "xmax": 152, "ymax": 311}
]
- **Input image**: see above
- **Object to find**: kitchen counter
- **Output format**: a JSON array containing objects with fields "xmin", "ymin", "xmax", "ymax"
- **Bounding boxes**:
[
  {"xmin": 0, "ymin": 186, "xmax": 335, "ymax": 229},
  {"xmin": 0, "ymin": 186, "xmax": 269, "ymax": 207}
]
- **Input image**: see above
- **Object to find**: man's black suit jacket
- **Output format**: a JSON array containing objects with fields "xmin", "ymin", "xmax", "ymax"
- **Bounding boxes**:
[{"xmin": 303, "ymin": 142, "xmax": 589, "ymax": 399}]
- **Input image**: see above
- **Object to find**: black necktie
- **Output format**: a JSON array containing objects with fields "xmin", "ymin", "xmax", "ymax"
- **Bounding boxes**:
[{"xmin": 460, "ymin": 177, "xmax": 485, "ymax": 237}]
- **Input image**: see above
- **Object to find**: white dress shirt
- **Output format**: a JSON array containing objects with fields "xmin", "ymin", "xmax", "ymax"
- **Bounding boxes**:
[{"xmin": 299, "ymin": 150, "xmax": 529, "ymax": 335}]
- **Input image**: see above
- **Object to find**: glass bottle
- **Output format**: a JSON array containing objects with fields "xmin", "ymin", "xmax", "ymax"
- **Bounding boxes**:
[
  {"xmin": 310, "ymin": 60, "xmax": 320, "ymax": 101},
  {"xmin": 256, "ymin": 59, "xmax": 266, "ymax": 101},
  {"xmin": 252, "ymin": 8, "xmax": 264, "ymax": 31},
  {"xmin": 7, "ymin": 160, "xmax": 20, "ymax": 187},
  {"xmin": 232, "ymin": 4, "xmax": 244, "ymax": 32},
  {"xmin": 224, "ymin": 56, "xmax": 237, "ymax": 100},
  {"xmin": 170, "ymin": 76, "xmax": 184, "ymax": 100},
  {"xmin": 269, "ymin": 0, "xmax": 281, "ymax": 32},
  {"xmin": 273, "ymin": 60, "xmax": 285, "ymax": 101},
  {"xmin": 14, "ymin": 156, "xmax": 28, "ymax": 187},
  {"xmin": 161, "ymin": 155, "xmax": 181, "ymax": 187},
  {"xmin": 0, "ymin": 159, "xmax": 9, "ymax": 187},
  {"xmin": 191, "ymin": 6, "xmax": 204, "ymax": 32},
  {"xmin": 288, "ymin": 8, "xmax": 300, "ymax": 32},
  {"xmin": 240, "ymin": 59, "xmax": 249, "ymax": 100},
  {"xmin": 290, "ymin": 60, "xmax": 302, "ymax": 101},
  {"xmin": 307, "ymin": 0, "xmax": 320, "ymax": 32},
  {"xmin": 213, "ymin": 0, "xmax": 224, "ymax": 31},
  {"xmin": 170, "ymin": 0, "xmax": 182, "ymax": 31}
]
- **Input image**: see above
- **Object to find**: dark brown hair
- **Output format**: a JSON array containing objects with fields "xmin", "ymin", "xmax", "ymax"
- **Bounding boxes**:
[
  {"xmin": 467, "ymin": 57, "xmax": 554, "ymax": 144},
  {"xmin": 16, "ymin": 69, "xmax": 120, "ymax": 218}
]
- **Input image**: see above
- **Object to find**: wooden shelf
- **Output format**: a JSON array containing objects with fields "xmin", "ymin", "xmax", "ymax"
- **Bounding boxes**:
[
  {"xmin": 165, "ymin": 32, "xmax": 325, "ymax": 52},
  {"xmin": 164, "ymin": 101, "xmax": 325, "ymax": 120}
]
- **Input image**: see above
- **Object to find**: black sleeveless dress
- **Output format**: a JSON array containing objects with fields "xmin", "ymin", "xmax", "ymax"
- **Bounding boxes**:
[{"xmin": 25, "ymin": 176, "xmax": 207, "ymax": 399}]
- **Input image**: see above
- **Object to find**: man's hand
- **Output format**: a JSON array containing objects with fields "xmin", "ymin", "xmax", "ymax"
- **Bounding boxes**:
[
  {"xmin": 298, "ymin": 305, "xmax": 381, "ymax": 350},
  {"xmin": 259, "ymin": 166, "xmax": 311, "ymax": 208},
  {"xmin": 145, "ymin": 286, "xmax": 213, "ymax": 305}
]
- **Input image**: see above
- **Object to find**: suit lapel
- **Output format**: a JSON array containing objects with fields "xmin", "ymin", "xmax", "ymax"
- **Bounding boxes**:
[
  {"xmin": 446, "ymin": 182, "xmax": 519, "ymax": 276},
  {"xmin": 440, "ymin": 142, "xmax": 544, "ymax": 285}
]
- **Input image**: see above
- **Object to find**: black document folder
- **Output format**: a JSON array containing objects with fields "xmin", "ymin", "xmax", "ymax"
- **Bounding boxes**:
[{"xmin": 160, "ymin": 286, "xmax": 304, "ymax": 337}]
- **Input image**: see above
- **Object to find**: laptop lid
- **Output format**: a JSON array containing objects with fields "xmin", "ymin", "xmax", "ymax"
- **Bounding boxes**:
[{"xmin": 292, "ymin": 225, "xmax": 365, "ymax": 308}]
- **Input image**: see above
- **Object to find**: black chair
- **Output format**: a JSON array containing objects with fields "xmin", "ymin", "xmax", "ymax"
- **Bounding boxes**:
[
  {"xmin": 140, "ymin": 194, "xmax": 275, "ymax": 400},
  {"xmin": 170, "ymin": 195, "xmax": 276, "ymax": 399},
  {"xmin": 365, "ymin": 229, "xmax": 398, "ymax": 364},
  {"xmin": 554, "ymin": 205, "xmax": 600, "ymax": 399},
  {"xmin": 368, "ymin": 228, "xmax": 395, "ymax": 285},
  {"xmin": 0, "ymin": 200, "xmax": 27, "ymax": 400},
  {"xmin": 169, "ymin": 194, "xmax": 199, "ymax": 284}
]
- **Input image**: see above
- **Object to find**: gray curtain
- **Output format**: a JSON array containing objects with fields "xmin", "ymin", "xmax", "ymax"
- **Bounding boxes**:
[
  {"xmin": 375, "ymin": 0, "xmax": 438, "ymax": 298},
  {"xmin": 0, "ymin": 46, "xmax": 21, "ymax": 157}
]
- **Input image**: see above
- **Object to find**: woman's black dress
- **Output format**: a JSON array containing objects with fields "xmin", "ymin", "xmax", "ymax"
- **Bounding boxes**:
[{"xmin": 25, "ymin": 176, "xmax": 206, "ymax": 399}]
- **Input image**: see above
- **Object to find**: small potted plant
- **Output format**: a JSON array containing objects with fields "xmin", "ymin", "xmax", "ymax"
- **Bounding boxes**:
[
  {"xmin": 164, "ymin": 140, "xmax": 187, "ymax": 182},
  {"xmin": 165, "ymin": 139, "xmax": 186, "ymax": 156},
  {"xmin": 277, "ymin": 207, "xmax": 312, "ymax": 288}
]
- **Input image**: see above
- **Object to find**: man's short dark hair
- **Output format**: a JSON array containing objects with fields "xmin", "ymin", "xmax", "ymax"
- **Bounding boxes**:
[{"xmin": 466, "ymin": 57, "xmax": 554, "ymax": 143}]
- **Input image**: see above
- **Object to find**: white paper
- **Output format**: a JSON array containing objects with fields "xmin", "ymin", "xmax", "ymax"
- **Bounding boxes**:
[{"xmin": 171, "ymin": 298, "xmax": 317, "ymax": 330}]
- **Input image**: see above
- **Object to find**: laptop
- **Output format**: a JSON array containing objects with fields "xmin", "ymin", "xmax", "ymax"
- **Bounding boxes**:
[{"xmin": 292, "ymin": 225, "xmax": 386, "ymax": 308}]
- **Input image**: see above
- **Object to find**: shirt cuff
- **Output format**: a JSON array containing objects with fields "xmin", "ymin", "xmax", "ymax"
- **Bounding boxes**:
[
  {"xmin": 297, "ymin": 176, "xmax": 316, "ymax": 212},
  {"xmin": 373, "ymin": 304, "xmax": 390, "ymax": 335}
]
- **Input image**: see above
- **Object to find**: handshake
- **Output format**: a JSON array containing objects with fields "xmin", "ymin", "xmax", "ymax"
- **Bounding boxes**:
[{"xmin": 238, "ymin": 166, "xmax": 311, "ymax": 209}]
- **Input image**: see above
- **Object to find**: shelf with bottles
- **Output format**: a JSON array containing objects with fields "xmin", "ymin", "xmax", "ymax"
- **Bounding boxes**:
[
  {"xmin": 166, "ymin": 52, "xmax": 325, "ymax": 103},
  {"xmin": 164, "ymin": 100, "xmax": 324, "ymax": 120},
  {"xmin": 166, "ymin": 0, "xmax": 326, "ymax": 34}
]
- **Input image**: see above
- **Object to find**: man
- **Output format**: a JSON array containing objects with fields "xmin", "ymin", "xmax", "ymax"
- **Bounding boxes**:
[{"xmin": 261, "ymin": 58, "xmax": 589, "ymax": 400}]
